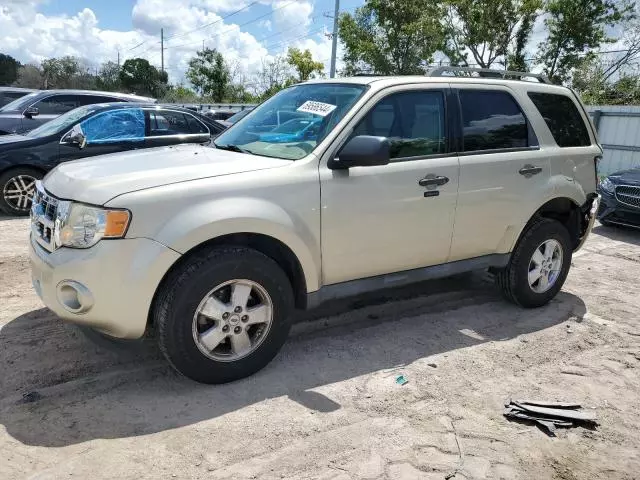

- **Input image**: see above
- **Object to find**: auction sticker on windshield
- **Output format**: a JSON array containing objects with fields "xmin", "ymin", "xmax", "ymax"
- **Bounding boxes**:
[{"xmin": 296, "ymin": 101, "xmax": 337, "ymax": 117}]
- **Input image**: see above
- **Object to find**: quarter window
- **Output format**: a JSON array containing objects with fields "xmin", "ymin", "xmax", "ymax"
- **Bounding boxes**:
[
  {"xmin": 353, "ymin": 90, "xmax": 446, "ymax": 159},
  {"xmin": 459, "ymin": 90, "xmax": 528, "ymax": 151},
  {"xmin": 528, "ymin": 92, "xmax": 590, "ymax": 147},
  {"xmin": 33, "ymin": 95, "xmax": 79, "ymax": 115}
]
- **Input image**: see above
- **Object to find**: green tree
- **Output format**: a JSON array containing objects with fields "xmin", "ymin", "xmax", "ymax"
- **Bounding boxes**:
[
  {"xmin": 0, "ymin": 53, "xmax": 20, "ymax": 86},
  {"xmin": 286, "ymin": 47, "xmax": 324, "ymax": 81},
  {"xmin": 537, "ymin": 0, "xmax": 634, "ymax": 84},
  {"xmin": 41, "ymin": 56, "xmax": 81, "ymax": 89},
  {"xmin": 96, "ymin": 61, "xmax": 121, "ymax": 91},
  {"xmin": 14, "ymin": 64, "xmax": 44, "ymax": 89},
  {"xmin": 119, "ymin": 58, "xmax": 167, "ymax": 97},
  {"xmin": 338, "ymin": 0, "xmax": 447, "ymax": 75},
  {"xmin": 444, "ymin": 0, "xmax": 541, "ymax": 69},
  {"xmin": 186, "ymin": 48, "xmax": 230, "ymax": 102}
]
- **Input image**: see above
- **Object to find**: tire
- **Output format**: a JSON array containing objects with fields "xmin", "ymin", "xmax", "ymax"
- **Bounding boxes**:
[
  {"xmin": 154, "ymin": 246, "xmax": 294, "ymax": 384},
  {"xmin": 0, "ymin": 167, "xmax": 43, "ymax": 216},
  {"xmin": 496, "ymin": 218, "xmax": 572, "ymax": 308}
]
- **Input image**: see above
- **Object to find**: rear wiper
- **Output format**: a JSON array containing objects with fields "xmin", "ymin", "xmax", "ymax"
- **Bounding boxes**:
[{"xmin": 214, "ymin": 142, "xmax": 251, "ymax": 154}]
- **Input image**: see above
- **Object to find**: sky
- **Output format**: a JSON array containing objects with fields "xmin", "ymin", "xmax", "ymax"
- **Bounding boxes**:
[{"xmin": 0, "ymin": 0, "xmax": 363, "ymax": 86}]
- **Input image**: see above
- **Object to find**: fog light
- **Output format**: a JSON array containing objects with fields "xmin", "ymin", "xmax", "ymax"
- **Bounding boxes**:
[{"xmin": 56, "ymin": 281, "xmax": 94, "ymax": 313}]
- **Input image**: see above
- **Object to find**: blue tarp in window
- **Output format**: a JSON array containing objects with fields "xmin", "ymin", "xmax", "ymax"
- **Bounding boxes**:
[{"xmin": 81, "ymin": 108, "xmax": 145, "ymax": 144}]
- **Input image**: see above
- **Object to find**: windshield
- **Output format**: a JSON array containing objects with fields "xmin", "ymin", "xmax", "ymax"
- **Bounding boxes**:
[
  {"xmin": 214, "ymin": 83, "xmax": 367, "ymax": 160},
  {"xmin": 26, "ymin": 104, "xmax": 103, "ymax": 138},
  {"xmin": 0, "ymin": 92, "xmax": 39, "ymax": 112}
]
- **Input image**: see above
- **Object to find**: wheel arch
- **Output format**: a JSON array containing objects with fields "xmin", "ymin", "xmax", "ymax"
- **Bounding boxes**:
[{"xmin": 512, "ymin": 196, "xmax": 584, "ymax": 252}]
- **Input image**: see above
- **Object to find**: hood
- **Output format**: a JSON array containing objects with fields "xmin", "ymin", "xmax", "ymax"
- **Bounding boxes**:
[
  {"xmin": 609, "ymin": 168, "xmax": 640, "ymax": 186},
  {"xmin": 0, "ymin": 134, "xmax": 30, "ymax": 145},
  {"xmin": 43, "ymin": 143, "xmax": 291, "ymax": 205}
]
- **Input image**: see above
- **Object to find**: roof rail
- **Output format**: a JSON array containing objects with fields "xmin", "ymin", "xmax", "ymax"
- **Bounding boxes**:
[{"xmin": 429, "ymin": 66, "xmax": 551, "ymax": 84}]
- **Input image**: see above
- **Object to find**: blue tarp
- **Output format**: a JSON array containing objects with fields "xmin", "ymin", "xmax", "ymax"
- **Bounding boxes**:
[{"xmin": 81, "ymin": 108, "xmax": 145, "ymax": 144}]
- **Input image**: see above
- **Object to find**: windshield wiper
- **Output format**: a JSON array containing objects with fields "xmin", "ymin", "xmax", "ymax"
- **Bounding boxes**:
[{"xmin": 214, "ymin": 142, "xmax": 252, "ymax": 154}]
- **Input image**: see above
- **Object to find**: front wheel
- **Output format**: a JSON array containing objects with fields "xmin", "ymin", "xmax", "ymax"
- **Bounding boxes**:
[
  {"xmin": 154, "ymin": 246, "xmax": 294, "ymax": 384},
  {"xmin": 0, "ymin": 167, "xmax": 42, "ymax": 216},
  {"xmin": 496, "ymin": 218, "xmax": 572, "ymax": 308}
]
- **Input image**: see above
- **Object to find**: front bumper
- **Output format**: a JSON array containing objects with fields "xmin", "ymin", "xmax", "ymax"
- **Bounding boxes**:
[
  {"xmin": 30, "ymin": 235, "xmax": 180, "ymax": 339},
  {"xmin": 597, "ymin": 190, "xmax": 640, "ymax": 228}
]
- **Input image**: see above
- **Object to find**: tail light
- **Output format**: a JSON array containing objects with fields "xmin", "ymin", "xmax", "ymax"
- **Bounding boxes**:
[{"xmin": 594, "ymin": 154, "xmax": 602, "ymax": 185}]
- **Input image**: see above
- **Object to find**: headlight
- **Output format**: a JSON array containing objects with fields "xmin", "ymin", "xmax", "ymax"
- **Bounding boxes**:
[
  {"xmin": 599, "ymin": 177, "xmax": 615, "ymax": 195},
  {"xmin": 54, "ymin": 202, "xmax": 130, "ymax": 249}
]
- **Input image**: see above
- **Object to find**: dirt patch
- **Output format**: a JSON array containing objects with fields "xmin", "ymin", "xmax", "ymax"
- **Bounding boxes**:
[{"xmin": 1, "ymin": 218, "xmax": 639, "ymax": 479}]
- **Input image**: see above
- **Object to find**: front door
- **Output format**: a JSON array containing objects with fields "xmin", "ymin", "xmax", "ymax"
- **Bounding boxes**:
[
  {"xmin": 23, "ymin": 94, "xmax": 80, "ymax": 132},
  {"xmin": 58, "ymin": 108, "xmax": 146, "ymax": 163},
  {"xmin": 320, "ymin": 87, "xmax": 460, "ymax": 285}
]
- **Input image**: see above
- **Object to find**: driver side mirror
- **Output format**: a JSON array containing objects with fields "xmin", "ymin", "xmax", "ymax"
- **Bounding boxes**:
[
  {"xmin": 24, "ymin": 106, "xmax": 39, "ymax": 118},
  {"xmin": 328, "ymin": 135, "xmax": 391, "ymax": 170},
  {"xmin": 60, "ymin": 124, "xmax": 87, "ymax": 149}
]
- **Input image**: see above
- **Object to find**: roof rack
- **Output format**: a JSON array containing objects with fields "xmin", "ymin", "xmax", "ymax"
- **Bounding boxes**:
[{"xmin": 429, "ymin": 66, "xmax": 551, "ymax": 84}]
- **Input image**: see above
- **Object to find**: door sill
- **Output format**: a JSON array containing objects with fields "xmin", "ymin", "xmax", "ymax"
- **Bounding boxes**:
[{"xmin": 306, "ymin": 253, "xmax": 510, "ymax": 309}]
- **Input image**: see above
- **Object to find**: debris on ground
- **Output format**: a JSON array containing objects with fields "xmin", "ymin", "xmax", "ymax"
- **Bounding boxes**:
[
  {"xmin": 504, "ymin": 399, "xmax": 597, "ymax": 436},
  {"xmin": 19, "ymin": 391, "xmax": 42, "ymax": 404},
  {"xmin": 395, "ymin": 375, "xmax": 408, "ymax": 386}
]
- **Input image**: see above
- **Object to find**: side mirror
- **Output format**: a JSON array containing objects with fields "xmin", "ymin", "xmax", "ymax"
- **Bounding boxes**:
[
  {"xmin": 328, "ymin": 135, "xmax": 390, "ymax": 170},
  {"xmin": 60, "ymin": 124, "xmax": 87, "ymax": 149},
  {"xmin": 24, "ymin": 106, "xmax": 39, "ymax": 118}
]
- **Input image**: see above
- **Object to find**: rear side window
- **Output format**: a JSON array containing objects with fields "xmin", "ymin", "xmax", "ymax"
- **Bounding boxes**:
[
  {"xmin": 149, "ymin": 111, "xmax": 193, "ymax": 136},
  {"xmin": 528, "ymin": 92, "xmax": 590, "ymax": 147},
  {"xmin": 459, "ymin": 90, "xmax": 529, "ymax": 151}
]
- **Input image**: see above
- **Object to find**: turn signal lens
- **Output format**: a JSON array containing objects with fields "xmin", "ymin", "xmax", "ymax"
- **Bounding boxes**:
[{"xmin": 105, "ymin": 210, "xmax": 130, "ymax": 237}]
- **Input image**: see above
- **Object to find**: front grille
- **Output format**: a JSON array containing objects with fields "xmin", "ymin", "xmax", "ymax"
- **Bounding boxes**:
[
  {"xmin": 31, "ymin": 182, "xmax": 59, "ymax": 252},
  {"xmin": 616, "ymin": 185, "xmax": 640, "ymax": 209}
]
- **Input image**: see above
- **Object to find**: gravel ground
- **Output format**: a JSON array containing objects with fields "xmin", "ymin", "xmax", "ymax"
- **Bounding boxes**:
[{"xmin": 1, "ymin": 216, "xmax": 639, "ymax": 480}]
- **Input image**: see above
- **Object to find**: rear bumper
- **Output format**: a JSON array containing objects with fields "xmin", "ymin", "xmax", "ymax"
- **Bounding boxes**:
[
  {"xmin": 30, "ymin": 235, "xmax": 180, "ymax": 339},
  {"xmin": 575, "ymin": 195, "xmax": 600, "ymax": 251},
  {"xmin": 597, "ymin": 192, "xmax": 640, "ymax": 228}
]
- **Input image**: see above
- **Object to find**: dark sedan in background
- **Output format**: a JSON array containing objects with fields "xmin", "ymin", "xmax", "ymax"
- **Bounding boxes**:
[
  {"xmin": 598, "ymin": 167, "xmax": 640, "ymax": 228},
  {"xmin": 0, "ymin": 87, "xmax": 36, "ymax": 109},
  {"xmin": 0, "ymin": 103, "xmax": 225, "ymax": 215},
  {"xmin": 0, "ymin": 89, "xmax": 155, "ymax": 135}
]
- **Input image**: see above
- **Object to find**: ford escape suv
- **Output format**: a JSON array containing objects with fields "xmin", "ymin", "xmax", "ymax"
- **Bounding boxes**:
[{"xmin": 29, "ymin": 68, "xmax": 601, "ymax": 384}]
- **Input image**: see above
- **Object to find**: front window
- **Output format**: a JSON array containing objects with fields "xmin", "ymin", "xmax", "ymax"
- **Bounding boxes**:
[
  {"xmin": 26, "ymin": 105, "xmax": 103, "ymax": 138},
  {"xmin": 0, "ymin": 92, "xmax": 39, "ymax": 112},
  {"xmin": 214, "ymin": 83, "xmax": 367, "ymax": 160}
]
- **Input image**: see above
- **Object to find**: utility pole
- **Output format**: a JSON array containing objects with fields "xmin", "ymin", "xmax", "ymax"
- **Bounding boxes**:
[
  {"xmin": 329, "ymin": 0, "xmax": 340, "ymax": 78},
  {"xmin": 117, "ymin": 49, "xmax": 120, "ymax": 68},
  {"xmin": 161, "ymin": 28, "xmax": 165, "ymax": 72}
]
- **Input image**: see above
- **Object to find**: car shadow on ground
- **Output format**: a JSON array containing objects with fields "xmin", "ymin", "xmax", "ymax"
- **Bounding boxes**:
[
  {"xmin": 592, "ymin": 223, "xmax": 640, "ymax": 246},
  {"xmin": 0, "ymin": 273, "xmax": 586, "ymax": 447}
]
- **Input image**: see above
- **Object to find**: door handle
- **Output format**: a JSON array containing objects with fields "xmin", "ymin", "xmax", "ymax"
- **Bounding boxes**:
[
  {"xmin": 519, "ymin": 165, "xmax": 543, "ymax": 177},
  {"xmin": 418, "ymin": 175, "xmax": 449, "ymax": 187}
]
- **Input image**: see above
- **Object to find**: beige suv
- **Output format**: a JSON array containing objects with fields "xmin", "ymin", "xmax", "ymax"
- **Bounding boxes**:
[{"xmin": 29, "ymin": 68, "xmax": 601, "ymax": 384}]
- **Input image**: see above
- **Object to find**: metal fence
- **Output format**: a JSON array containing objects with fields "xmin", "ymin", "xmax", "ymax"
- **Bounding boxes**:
[{"xmin": 586, "ymin": 105, "xmax": 640, "ymax": 176}]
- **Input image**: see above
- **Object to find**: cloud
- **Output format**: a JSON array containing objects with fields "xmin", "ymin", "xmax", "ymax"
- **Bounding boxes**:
[{"xmin": 0, "ymin": 0, "xmax": 333, "ymax": 89}]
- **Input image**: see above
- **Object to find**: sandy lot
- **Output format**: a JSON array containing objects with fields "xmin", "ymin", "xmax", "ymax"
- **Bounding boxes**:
[{"xmin": 1, "ymin": 216, "xmax": 639, "ymax": 480}]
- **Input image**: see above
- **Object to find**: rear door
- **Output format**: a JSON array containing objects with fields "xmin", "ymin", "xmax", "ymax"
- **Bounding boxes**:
[
  {"xmin": 144, "ymin": 109, "xmax": 210, "ymax": 147},
  {"xmin": 448, "ymin": 85, "xmax": 550, "ymax": 261}
]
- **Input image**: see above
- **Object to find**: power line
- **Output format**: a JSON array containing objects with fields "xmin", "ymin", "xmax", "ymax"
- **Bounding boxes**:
[{"xmin": 164, "ymin": 0, "xmax": 262, "ymax": 41}]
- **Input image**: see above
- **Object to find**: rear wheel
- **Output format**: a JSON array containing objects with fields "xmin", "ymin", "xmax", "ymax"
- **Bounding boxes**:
[
  {"xmin": 496, "ymin": 218, "xmax": 572, "ymax": 308},
  {"xmin": 154, "ymin": 246, "xmax": 294, "ymax": 384},
  {"xmin": 0, "ymin": 167, "xmax": 42, "ymax": 216}
]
